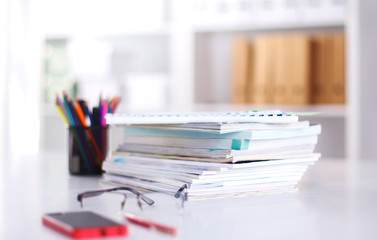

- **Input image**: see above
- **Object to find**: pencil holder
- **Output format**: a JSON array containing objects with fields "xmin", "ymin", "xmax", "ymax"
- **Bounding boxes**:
[{"xmin": 68, "ymin": 126, "xmax": 108, "ymax": 175}]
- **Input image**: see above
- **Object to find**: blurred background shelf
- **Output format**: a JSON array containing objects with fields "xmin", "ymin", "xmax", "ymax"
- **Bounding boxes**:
[
  {"xmin": 45, "ymin": 27, "xmax": 172, "ymax": 40},
  {"xmin": 2, "ymin": 0, "xmax": 373, "ymax": 160},
  {"xmin": 194, "ymin": 19, "xmax": 345, "ymax": 33}
]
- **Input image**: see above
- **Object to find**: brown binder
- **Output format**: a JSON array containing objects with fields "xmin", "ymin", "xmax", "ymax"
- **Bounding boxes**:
[
  {"xmin": 311, "ymin": 35, "xmax": 329, "ymax": 104},
  {"xmin": 249, "ymin": 35, "xmax": 276, "ymax": 104},
  {"xmin": 231, "ymin": 37, "xmax": 251, "ymax": 104},
  {"xmin": 290, "ymin": 34, "xmax": 311, "ymax": 105},
  {"xmin": 274, "ymin": 34, "xmax": 311, "ymax": 105},
  {"xmin": 246, "ymin": 39, "xmax": 255, "ymax": 104},
  {"xmin": 329, "ymin": 33, "xmax": 346, "ymax": 104},
  {"xmin": 310, "ymin": 33, "xmax": 345, "ymax": 104},
  {"xmin": 273, "ymin": 35, "xmax": 288, "ymax": 104},
  {"xmin": 323, "ymin": 35, "xmax": 335, "ymax": 103}
]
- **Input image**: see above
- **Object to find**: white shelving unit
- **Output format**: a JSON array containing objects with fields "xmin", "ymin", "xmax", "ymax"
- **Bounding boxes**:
[
  {"xmin": 345, "ymin": 0, "xmax": 377, "ymax": 160},
  {"xmin": 194, "ymin": 20, "xmax": 345, "ymax": 33},
  {"xmin": 168, "ymin": 0, "xmax": 377, "ymax": 160}
]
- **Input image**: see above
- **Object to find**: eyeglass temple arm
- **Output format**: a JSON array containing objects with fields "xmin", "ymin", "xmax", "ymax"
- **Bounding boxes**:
[{"xmin": 174, "ymin": 184, "xmax": 188, "ymax": 199}]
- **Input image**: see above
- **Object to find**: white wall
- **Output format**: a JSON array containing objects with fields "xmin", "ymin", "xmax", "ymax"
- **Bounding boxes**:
[
  {"xmin": 1, "ymin": 0, "xmax": 43, "ymax": 155},
  {"xmin": 0, "ymin": 0, "xmax": 8, "ymax": 152}
]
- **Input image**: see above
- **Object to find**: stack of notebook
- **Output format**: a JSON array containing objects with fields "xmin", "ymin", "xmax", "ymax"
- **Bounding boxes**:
[{"xmin": 102, "ymin": 110, "xmax": 321, "ymax": 200}]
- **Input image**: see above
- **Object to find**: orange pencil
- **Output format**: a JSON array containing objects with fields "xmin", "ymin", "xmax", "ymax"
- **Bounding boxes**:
[
  {"xmin": 74, "ymin": 99, "xmax": 89, "ymax": 127},
  {"xmin": 112, "ymin": 96, "xmax": 121, "ymax": 113}
]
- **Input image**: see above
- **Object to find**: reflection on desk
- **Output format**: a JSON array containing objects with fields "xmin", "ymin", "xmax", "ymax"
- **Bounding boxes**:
[{"xmin": 1, "ymin": 151, "xmax": 377, "ymax": 240}]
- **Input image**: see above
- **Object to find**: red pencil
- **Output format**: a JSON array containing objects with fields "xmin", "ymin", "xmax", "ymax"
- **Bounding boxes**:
[{"xmin": 124, "ymin": 213, "xmax": 178, "ymax": 236}]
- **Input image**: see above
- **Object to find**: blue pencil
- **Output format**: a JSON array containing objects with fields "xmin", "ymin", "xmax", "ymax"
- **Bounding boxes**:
[
  {"xmin": 63, "ymin": 93, "xmax": 75, "ymax": 126},
  {"xmin": 83, "ymin": 102, "xmax": 94, "ymax": 126}
]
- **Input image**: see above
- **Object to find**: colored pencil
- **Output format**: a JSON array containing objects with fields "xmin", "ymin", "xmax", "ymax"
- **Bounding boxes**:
[
  {"xmin": 100, "ymin": 100, "xmax": 108, "ymax": 126},
  {"xmin": 55, "ymin": 96, "xmax": 69, "ymax": 125},
  {"xmin": 124, "ymin": 213, "xmax": 178, "ymax": 236},
  {"xmin": 74, "ymin": 99, "xmax": 104, "ymax": 165},
  {"xmin": 112, "ymin": 96, "xmax": 121, "ymax": 113},
  {"xmin": 63, "ymin": 92, "xmax": 94, "ymax": 171},
  {"xmin": 56, "ymin": 95, "xmax": 69, "ymax": 123},
  {"xmin": 74, "ymin": 99, "xmax": 88, "ymax": 127},
  {"xmin": 84, "ymin": 102, "xmax": 94, "ymax": 126},
  {"xmin": 62, "ymin": 93, "xmax": 75, "ymax": 125},
  {"xmin": 68, "ymin": 98, "xmax": 99, "ymax": 170},
  {"xmin": 56, "ymin": 104, "xmax": 69, "ymax": 124}
]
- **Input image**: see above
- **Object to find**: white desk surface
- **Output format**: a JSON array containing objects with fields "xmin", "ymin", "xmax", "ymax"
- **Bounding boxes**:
[{"xmin": 1, "ymin": 151, "xmax": 377, "ymax": 240}]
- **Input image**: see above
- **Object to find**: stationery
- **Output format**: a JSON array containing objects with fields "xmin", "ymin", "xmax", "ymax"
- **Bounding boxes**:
[
  {"xmin": 55, "ymin": 92, "xmax": 121, "ymax": 174},
  {"xmin": 124, "ymin": 213, "xmax": 178, "ymax": 235}
]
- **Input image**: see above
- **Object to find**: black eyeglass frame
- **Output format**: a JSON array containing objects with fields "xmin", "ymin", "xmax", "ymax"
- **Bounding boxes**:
[{"xmin": 77, "ymin": 187, "xmax": 155, "ymax": 209}]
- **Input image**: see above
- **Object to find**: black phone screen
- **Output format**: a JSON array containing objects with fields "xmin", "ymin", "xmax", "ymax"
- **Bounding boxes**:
[{"xmin": 45, "ymin": 211, "xmax": 122, "ymax": 228}]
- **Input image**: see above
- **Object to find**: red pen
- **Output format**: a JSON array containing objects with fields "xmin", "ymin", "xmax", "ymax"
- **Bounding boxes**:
[{"xmin": 124, "ymin": 213, "xmax": 178, "ymax": 235}]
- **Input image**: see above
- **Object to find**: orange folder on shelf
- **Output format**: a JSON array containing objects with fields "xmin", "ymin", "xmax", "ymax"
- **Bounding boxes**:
[
  {"xmin": 249, "ymin": 35, "xmax": 276, "ymax": 104},
  {"xmin": 273, "ymin": 34, "xmax": 311, "ymax": 105},
  {"xmin": 231, "ymin": 37, "xmax": 251, "ymax": 104},
  {"xmin": 311, "ymin": 34, "xmax": 333, "ymax": 104},
  {"xmin": 310, "ymin": 35, "xmax": 325, "ymax": 104},
  {"xmin": 310, "ymin": 33, "xmax": 345, "ymax": 104},
  {"xmin": 289, "ymin": 34, "xmax": 311, "ymax": 105},
  {"xmin": 330, "ymin": 33, "xmax": 346, "ymax": 104},
  {"xmin": 273, "ymin": 35, "xmax": 288, "ymax": 104}
]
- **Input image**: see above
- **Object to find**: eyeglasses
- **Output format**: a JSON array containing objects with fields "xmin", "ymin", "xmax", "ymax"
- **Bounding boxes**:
[{"xmin": 77, "ymin": 187, "xmax": 155, "ymax": 210}]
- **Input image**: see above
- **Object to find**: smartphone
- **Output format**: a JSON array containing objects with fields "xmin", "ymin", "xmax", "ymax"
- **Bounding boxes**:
[{"xmin": 42, "ymin": 211, "xmax": 128, "ymax": 239}]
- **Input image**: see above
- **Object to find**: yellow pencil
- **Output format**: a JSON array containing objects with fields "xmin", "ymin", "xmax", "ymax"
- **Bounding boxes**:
[{"xmin": 56, "ymin": 105, "xmax": 69, "ymax": 124}]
